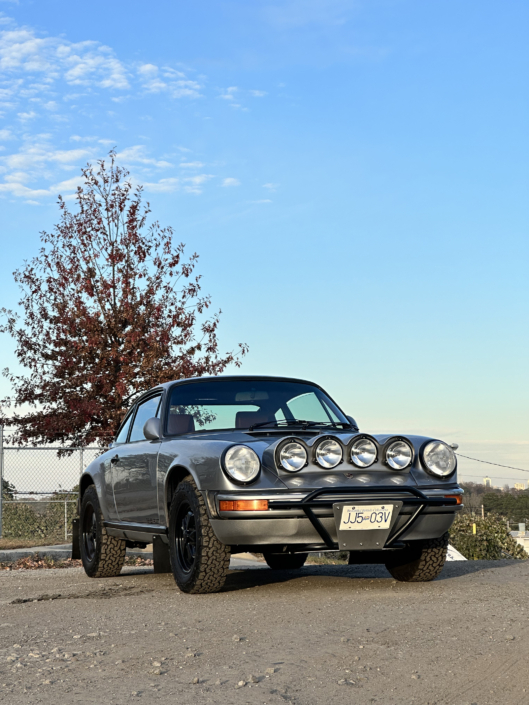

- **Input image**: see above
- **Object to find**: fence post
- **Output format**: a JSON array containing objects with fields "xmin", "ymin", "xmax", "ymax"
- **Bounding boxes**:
[
  {"xmin": 64, "ymin": 500, "xmax": 68, "ymax": 541},
  {"xmin": 80, "ymin": 448, "xmax": 84, "ymax": 477},
  {"xmin": 0, "ymin": 425, "xmax": 3, "ymax": 539},
  {"xmin": 481, "ymin": 504, "xmax": 484, "ymax": 520}
]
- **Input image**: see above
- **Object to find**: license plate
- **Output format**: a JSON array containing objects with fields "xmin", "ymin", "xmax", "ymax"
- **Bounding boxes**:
[{"xmin": 339, "ymin": 504, "xmax": 393, "ymax": 531}]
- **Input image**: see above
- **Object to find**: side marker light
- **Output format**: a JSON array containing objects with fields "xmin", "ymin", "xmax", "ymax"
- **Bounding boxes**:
[
  {"xmin": 444, "ymin": 495, "xmax": 462, "ymax": 505},
  {"xmin": 219, "ymin": 500, "xmax": 269, "ymax": 511}
]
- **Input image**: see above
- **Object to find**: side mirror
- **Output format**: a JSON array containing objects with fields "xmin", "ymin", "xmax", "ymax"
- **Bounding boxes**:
[
  {"xmin": 143, "ymin": 417, "xmax": 161, "ymax": 441},
  {"xmin": 346, "ymin": 415, "xmax": 359, "ymax": 432}
]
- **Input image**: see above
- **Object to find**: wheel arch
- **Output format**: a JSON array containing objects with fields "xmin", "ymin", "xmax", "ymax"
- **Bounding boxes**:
[
  {"xmin": 80, "ymin": 472, "xmax": 96, "ymax": 498},
  {"xmin": 164, "ymin": 464, "xmax": 196, "ymax": 526}
]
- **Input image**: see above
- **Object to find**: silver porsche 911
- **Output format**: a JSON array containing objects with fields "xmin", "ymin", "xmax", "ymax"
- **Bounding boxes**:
[{"xmin": 75, "ymin": 376, "xmax": 463, "ymax": 593}]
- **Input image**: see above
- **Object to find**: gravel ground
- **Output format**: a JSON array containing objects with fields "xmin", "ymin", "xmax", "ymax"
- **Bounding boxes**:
[{"xmin": 0, "ymin": 559, "xmax": 528, "ymax": 704}]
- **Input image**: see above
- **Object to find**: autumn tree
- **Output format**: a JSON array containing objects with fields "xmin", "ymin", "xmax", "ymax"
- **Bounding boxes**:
[{"xmin": 0, "ymin": 152, "xmax": 248, "ymax": 449}]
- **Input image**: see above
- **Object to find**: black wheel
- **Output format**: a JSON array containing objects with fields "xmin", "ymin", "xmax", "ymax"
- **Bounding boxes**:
[
  {"xmin": 263, "ymin": 552, "xmax": 308, "ymax": 570},
  {"xmin": 80, "ymin": 486, "xmax": 126, "ymax": 578},
  {"xmin": 169, "ymin": 478, "xmax": 230, "ymax": 594},
  {"xmin": 385, "ymin": 533, "xmax": 449, "ymax": 582}
]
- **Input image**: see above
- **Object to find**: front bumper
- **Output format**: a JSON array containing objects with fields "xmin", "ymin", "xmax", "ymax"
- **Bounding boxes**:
[{"xmin": 209, "ymin": 485, "xmax": 462, "ymax": 550}]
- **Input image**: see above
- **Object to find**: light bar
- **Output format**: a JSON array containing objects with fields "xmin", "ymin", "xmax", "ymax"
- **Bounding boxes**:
[{"xmin": 219, "ymin": 500, "xmax": 269, "ymax": 512}]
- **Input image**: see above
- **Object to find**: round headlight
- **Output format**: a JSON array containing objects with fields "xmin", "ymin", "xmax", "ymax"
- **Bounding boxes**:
[
  {"xmin": 350, "ymin": 438, "xmax": 377, "ymax": 468},
  {"xmin": 315, "ymin": 439, "xmax": 342, "ymax": 468},
  {"xmin": 224, "ymin": 445, "xmax": 260, "ymax": 483},
  {"xmin": 279, "ymin": 442, "xmax": 307, "ymax": 472},
  {"xmin": 386, "ymin": 441, "xmax": 412, "ymax": 470},
  {"xmin": 422, "ymin": 441, "xmax": 456, "ymax": 477}
]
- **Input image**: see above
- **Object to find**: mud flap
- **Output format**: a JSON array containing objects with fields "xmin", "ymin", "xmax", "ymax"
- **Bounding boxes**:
[
  {"xmin": 71, "ymin": 518, "xmax": 81, "ymax": 559},
  {"xmin": 153, "ymin": 535, "xmax": 172, "ymax": 573}
]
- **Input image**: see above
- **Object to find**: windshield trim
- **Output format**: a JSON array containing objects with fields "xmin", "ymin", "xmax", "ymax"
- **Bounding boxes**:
[{"xmin": 164, "ymin": 378, "xmax": 349, "ymax": 437}]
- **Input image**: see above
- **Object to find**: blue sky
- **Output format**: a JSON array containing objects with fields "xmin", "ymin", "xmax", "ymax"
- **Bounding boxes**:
[{"xmin": 0, "ymin": 0, "xmax": 528, "ymax": 484}]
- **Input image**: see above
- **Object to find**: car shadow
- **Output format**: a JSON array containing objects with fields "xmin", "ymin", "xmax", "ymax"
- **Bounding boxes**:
[{"xmin": 219, "ymin": 558, "xmax": 525, "ymax": 593}]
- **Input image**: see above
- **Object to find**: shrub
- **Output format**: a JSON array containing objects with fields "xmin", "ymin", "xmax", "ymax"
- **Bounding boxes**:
[
  {"xmin": 2, "ymin": 498, "xmax": 76, "ymax": 541},
  {"xmin": 449, "ymin": 513, "xmax": 528, "ymax": 560}
]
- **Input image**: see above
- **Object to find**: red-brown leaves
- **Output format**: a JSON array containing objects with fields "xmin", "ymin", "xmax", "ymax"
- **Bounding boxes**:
[{"xmin": 0, "ymin": 151, "xmax": 248, "ymax": 451}]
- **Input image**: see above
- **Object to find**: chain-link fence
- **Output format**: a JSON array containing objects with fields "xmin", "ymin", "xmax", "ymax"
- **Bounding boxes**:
[{"xmin": 0, "ymin": 428, "xmax": 100, "ymax": 545}]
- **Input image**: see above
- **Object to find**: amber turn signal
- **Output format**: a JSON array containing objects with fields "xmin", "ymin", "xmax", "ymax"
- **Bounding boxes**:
[
  {"xmin": 219, "ymin": 500, "xmax": 269, "ymax": 512},
  {"xmin": 444, "ymin": 494, "xmax": 462, "ymax": 505}
]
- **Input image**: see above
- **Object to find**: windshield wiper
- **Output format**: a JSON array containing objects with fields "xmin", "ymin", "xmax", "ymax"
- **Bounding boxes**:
[
  {"xmin": 304, "ymin": 420, "xmax": 352, "ymax": 429},
  {"xmin": 248, "ymin": 419, "xmax": 352, "ymax": 431},
  {"xmin": 248, "ymin": 419, "xmax": 311, "ymax": 431}
]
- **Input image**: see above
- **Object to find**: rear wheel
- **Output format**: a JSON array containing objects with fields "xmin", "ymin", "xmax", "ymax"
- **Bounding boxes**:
[
  {"xmin": 169, "ymin": 478, "xmax": 230, "ymax": 594},
  {"xmin": 263, "ymin": 552, "xmax": 308, "ymax": 570},
  {"xmin": 80, "ymin": 486, "xmax": 126, "ymax": 578},
  {"xmin": 385, "ymin": 533, "xmax": 449, "ymax": 582}
]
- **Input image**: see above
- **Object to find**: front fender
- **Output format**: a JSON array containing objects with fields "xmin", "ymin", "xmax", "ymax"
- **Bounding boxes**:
[{"xmin": 80, "ymin": 452, "xmax": 116, "ymax": 522}]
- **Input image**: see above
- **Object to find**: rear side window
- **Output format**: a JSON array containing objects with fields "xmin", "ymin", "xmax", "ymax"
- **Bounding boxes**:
[
  {"xmin": 115, "ymin": 412, "xmax": 134, "ymax": 444},
  {"xmin": 129, "ymin": 396, "xmax": 162, "ymax": 443}
]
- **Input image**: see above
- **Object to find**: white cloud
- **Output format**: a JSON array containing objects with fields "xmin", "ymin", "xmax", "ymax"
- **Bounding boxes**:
[
  {"xmin": 136, "ymin": 63, "xmax": 201, "ymax": 98},
  {"xmin": 143, "ymin": 177, "xmax": 180, "ymax": 193},
  {"xmin": 0, "ymin": 128, "xmax": 13, "ymax": 140},
  {"xmin": 0, "ymin": 28, "xmax": 130, "ymax": 91},
  {"xmin": 221, "ymin": 177, "xmax": 240, "ymax": 187},
  {"xmin": 180, "ymin": 161, "xmax": 204, "ymax": 169},
  {"xmin": 219, "ymin": 86, "xmax": 238, "ymax": 100},
  {"xmin": 0, "ymin": 21, "xmax": 205, "ymax": 119},
  {"xmin": 0, "ymin": 181, "xmax": 50, "ymax": 198},
  {"xmin": 250, "ymin": 199, "xmax": 272, "ymax": 204},
  {"xmin": 183, "ymin": 174, "xmax": 214, "ymax": 194},
  {"xmin": 52, "ymin": 175, "xmax": 84, "ymax": 192},
  {"xmin": 17, "ymin": 110, "xmax": 36, "ymax": 120},
  {"xmin": 137, "ymin": 63, "xmax": 158, "ymax": 77},
  {"xmin": 116, "ymin": 145, "xmax": 172, "ymax": 168},
  {"xmin": 249, "ymin": 90, "xmax": 267, "ymax": 97},
  {"xmin": 263, "ymin": 182, "xmax": 279, "ymax": 191},
  {"xmin": 70, "ymin": 134, "xmax": 98, "ymax": 142}
]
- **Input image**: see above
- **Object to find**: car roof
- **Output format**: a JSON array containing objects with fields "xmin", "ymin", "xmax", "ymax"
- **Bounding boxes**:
[
  {"xmin": 158, "ymin": 375, "xmax": 320, "ymax": 389},
  {"xmin": 138, "ymin": 375, "xmax": 324, "ymax": 400}
]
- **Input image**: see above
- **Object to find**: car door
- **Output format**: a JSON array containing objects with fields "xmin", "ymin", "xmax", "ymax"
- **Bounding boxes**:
[
  {"xmin": 111, "ymin": 394, "xmax": 162, "ymax": 524},
  {"xmin": 103, "ymin": 409, "xmax": 135, "ymax": 521}
]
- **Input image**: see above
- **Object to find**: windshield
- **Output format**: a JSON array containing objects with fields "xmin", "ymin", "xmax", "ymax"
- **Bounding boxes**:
[{"xmin": 166, "ymin": 379, "xmax": 348, "ymax": 434}]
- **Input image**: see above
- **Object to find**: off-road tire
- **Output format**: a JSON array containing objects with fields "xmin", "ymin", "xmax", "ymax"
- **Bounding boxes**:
[
  {"xmin": 263, "ymin": 552, "xmax": 308, "ymax": 570},
  {"xmin": 385, "ymin": 532, "xmax": 449, "ymax": 582},
  {"xmin": 169, "ymin": 478, "xmax": 231, "ymax": 594},
  {"xmin": 80, "ymin": 485, "xmax": 126, "ymax": 578}
]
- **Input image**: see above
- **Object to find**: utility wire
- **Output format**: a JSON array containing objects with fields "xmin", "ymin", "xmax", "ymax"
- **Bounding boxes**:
[{"xmin": 456, "ymin": 452, "xmax": 529, "ymax": 474}]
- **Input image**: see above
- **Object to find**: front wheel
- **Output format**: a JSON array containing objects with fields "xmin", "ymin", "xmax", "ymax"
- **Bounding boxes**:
[
  {"xmin": 80, "ymin": 486, "xmax": 126, "ymax": 578},
  {"xmin": 385, "ymin": 533, "xmax": 449, "ymax": 582},
  {"xmin": 169, "ymin": 478, "xmax": 230, "ymax": 594},
  {"xmin": 263, "ymin": 552, "xmax": 308, "ymax": 570}
]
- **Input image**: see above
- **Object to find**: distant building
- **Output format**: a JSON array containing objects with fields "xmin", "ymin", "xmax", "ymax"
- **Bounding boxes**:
[
  {"xmin": 511, "ymin": 524, "xmax": 529, "ymax": 553},
  {"xmin": 514, "ymin": 483, "xmax": 526, "ymax": 491},
  {"xmin": 483, "ymin": 477, "xmax": 492, "ymax": 488}
]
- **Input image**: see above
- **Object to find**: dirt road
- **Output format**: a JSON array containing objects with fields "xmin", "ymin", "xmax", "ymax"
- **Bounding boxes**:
[{"xmin": 1, "ymin": 559, "xmax": 528, "ymax": 704}]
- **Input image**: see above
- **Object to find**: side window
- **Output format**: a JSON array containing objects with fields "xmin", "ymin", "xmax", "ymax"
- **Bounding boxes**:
[
  {"xmin": 115, "ymin": 412, "xmax": 134, "ymax": 444},
  {"xmin": 129, "ymin": 396, "xmax": 161, "ymax": 443}
]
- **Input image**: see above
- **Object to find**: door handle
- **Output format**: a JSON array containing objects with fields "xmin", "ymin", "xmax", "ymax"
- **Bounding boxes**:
[{"xmin": 111, "ymin": 454, "xmax": 120, "ymax": 464}]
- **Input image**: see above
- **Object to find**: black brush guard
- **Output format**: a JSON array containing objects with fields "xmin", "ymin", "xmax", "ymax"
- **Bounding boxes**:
[{"xmin": 269, "ymin": 486, "xmax": 458, "ymax": 551}]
